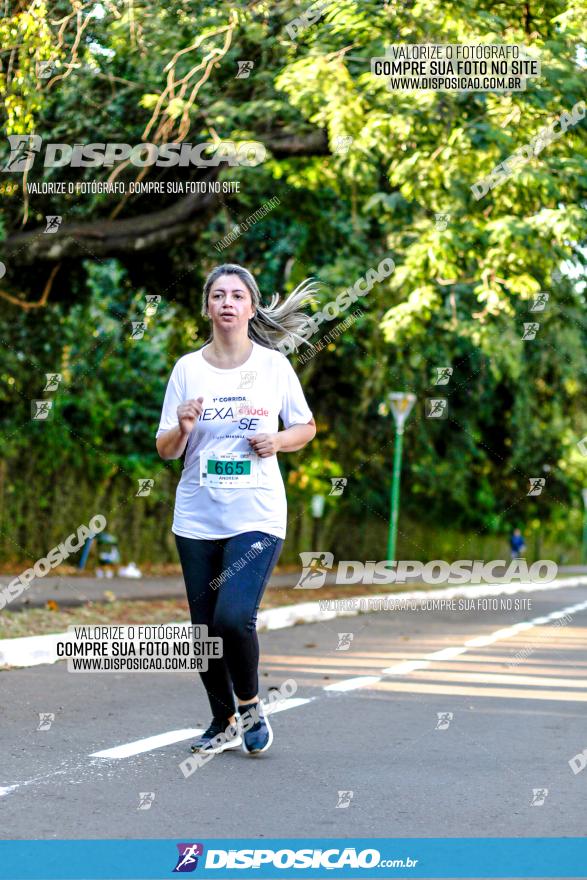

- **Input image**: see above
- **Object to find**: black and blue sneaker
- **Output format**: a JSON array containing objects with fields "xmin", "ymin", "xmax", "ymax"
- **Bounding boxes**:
[
  {"xmin": 190, "ymin": 717, "xmax": 241, "ymax": 754},
  {"xmin": 238, "ymin": 700, "xmax": 273, "ymax": 755}
]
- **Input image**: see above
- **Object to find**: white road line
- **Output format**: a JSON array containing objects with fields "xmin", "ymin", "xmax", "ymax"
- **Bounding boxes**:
[
  {"xmin": 90, "ymin": 728, "xmax": 204, "ymax": 759},
  {"xmin": 427, "ymin": 646, "xmax": 468, "ymax": 660},
  {"xmin": 325, "ymin": 597, "xmax": 587, "ymax": 693},
  {"xmin": 265, "ymin": 697, "xmax": 314, "ymax": 714},
  {"xmin": 90, "ymin": 697, "xmax": 315, "ymax": 760},
  {"xmin": 323, "ymin": 675, "xmax": 382, "ymax": 691},
  {"xmin": 1, "ymin": 700, "xmax": 318, "ymax": 799},
  {"xmin": 381, "ymin": 659, "xmax": 432, "ymax": 675}
]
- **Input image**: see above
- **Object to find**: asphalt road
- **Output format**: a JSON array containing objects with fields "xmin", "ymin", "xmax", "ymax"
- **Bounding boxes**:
[{"xmin": 1, "ymin": 581, "xmax": 586, "ymax": 849}]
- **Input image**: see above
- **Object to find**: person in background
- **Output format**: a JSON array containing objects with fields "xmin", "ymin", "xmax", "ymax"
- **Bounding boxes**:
[
  {"xmin": 95, "ymin": 532, "xmax": 121, "ymax": 578},
  {"xmin": 510, "ymin": 528, "xmax": 526, "ymax": 559}
]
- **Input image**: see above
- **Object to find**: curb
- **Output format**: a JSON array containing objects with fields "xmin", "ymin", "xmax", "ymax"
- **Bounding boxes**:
[{"xmin": 1, "ymin": 576, "xmax": 586, "ymax": 669}]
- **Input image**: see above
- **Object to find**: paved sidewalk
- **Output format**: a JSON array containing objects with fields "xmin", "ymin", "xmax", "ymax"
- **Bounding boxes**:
[{"xmin": 0, "ymin": 572, "xmax": 333, "ymax": 610}]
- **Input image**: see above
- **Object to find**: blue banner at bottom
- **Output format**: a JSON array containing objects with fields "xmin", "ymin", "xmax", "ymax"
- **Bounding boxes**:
[{"xmin": 0, "ymin": 838, "xmax": 586, "ymax": 879}]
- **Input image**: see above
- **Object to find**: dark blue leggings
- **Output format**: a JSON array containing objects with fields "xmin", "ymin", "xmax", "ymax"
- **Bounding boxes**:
[{"xmin": 175, "ymin": 531, "xmax": 284, "ymax": 722}]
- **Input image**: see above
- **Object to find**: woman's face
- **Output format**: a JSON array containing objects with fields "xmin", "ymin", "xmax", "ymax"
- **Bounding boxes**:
[{"xmin": 207, "ymin": 274, "xmax": 255, "ymax": 333}]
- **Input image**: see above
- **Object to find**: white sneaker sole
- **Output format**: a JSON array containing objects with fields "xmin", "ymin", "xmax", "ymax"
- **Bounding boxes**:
[
  {"xmin": 241, "ymin": 708, "xmax": 274, "ymax": 756},
  {"xmin": 190, "ymin": 735, "xmax": 242, "ymax": 755}
]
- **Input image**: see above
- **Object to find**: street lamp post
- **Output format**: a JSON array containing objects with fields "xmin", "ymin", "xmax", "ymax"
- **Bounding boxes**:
[
  {"xmin": 311, "ymin": 493, "xmax": 326, "ymax": 549},
  {"xmin": 582, "ymin": 489, "xmax": 587, "ymax": 565},
  {"xmin": 385, "ymin": 393, "xmax": 416, "ymax": 562}
]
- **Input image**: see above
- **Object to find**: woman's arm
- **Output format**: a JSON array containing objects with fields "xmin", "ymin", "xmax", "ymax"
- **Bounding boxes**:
[
  {"xmin": 277, "ymin": 418, "xmax": 316, "ymax": 452},
  {"xmin": 156, "ymin": 424, "xmax": 190, "ymax": 460},
  {"xmin": 248, "ymin": 418, "xmax": 316, "ymax": 457},
  {"xmin": 156, "ymin": 397, "xmax": 204, "ymax": 460}
]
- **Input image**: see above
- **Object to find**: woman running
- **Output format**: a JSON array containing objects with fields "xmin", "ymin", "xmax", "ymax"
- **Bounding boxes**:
[{"xmin": 155, "ymin": 263, "xmax": 317, "ymax": 756}]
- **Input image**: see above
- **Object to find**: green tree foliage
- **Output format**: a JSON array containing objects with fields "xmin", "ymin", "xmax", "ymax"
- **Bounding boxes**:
[{"xmin": 1, "ymin": 0, "xmax": 586, "ymax": 564}]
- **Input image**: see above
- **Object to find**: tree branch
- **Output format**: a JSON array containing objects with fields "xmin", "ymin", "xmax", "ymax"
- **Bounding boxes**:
[
  {"xmin": 262, "ymin": 129, "xmax": 330, "ymax": 157},
  {"xmin": 4, "ymin": 179, "xmax": 220, "ymax": 263},
  {"xmin": 0, "ymin": 264, "xmax": 61, "ymax": 310},
  {"xmin": 4, "ymin": 130, "xmax": 330, "ymax": 264}
]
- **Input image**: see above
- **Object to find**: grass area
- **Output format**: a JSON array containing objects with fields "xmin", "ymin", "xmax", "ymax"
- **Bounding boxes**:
[
  {"xmin": 0, "ymin": 581, "xmax": 436, "ymax": 640},
  {"xmin": 0, "ymin": 598, "xmax": 191, "ymax": 640}
]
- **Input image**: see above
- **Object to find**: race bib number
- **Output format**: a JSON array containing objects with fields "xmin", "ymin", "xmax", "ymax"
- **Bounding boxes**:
[{"xmin": 199, "ymin": 451, "xmax": 259, "ymax": 488}]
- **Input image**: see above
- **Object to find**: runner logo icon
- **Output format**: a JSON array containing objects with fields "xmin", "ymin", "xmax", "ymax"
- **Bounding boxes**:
[
  {"xmin": 173, "ymin": 843, "xmax": 204, "ymax": 872},
  {"xmin": 295, "ymin": 552, "xmax": 334, "ymax": 588}
]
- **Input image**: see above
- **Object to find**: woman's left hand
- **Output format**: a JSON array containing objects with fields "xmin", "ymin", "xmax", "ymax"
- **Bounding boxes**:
[{"xmin": 248, "ymin": 433, "xmax": 282, "ymax": 457}]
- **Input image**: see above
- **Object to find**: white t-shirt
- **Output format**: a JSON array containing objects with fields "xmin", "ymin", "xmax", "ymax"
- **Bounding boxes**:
[{"xmin": 156, "ymin": 340, "xmax": 313, "ymax": 540}]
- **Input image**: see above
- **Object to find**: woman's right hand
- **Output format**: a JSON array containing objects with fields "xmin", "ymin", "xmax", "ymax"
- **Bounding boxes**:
[{"xmin": 177, "ymin": 397, "xmax": 204, "ymax": 436}]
